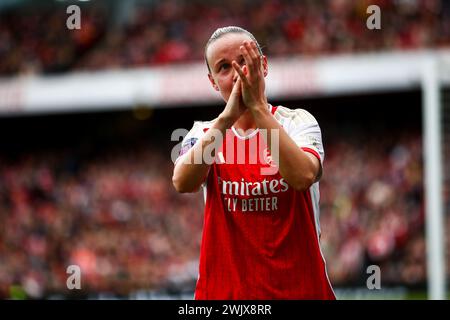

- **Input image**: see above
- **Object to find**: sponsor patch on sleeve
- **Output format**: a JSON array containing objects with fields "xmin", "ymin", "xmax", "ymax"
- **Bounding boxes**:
[{"xmin": 179, "ymin": 137, "xmax": 198, "ymax": 156}]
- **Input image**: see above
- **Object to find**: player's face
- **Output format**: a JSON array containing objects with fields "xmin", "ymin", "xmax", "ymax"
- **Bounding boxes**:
[{"xmin": 206, "ymin": 33, "xmax": 256, "ymax": 102}]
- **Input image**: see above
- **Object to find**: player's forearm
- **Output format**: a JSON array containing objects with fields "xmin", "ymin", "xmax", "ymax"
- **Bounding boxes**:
[
  {"xmin": 173, "ymin": 153, "xmax": 210, "ymax": 193},
  {"xmin": 172, "ymin": 116, "xmax": 232, "ymax": 193},
  {"xmin": 251, "ymin": 105, "xmax": 318, "ymax": 191}
]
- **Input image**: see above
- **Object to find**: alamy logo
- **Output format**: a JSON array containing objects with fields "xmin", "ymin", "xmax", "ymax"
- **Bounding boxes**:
[
  {"xmin": 66, "ymin": 265, "xmax": 81, "ymax": 290},
  {"xmin": 366, "ymin": 5, "xmax": 381, "ymax": 30},
  {"xmin": 366, "ymin": 265, "xmax": 381, "ymax": 290},
  {"xmin": 66, "ymin": 5, "xmax": 81, "ymax": 30},
  {"xmin": 171, "ymin": 128, "xmax": 280, "ymax": 176}
]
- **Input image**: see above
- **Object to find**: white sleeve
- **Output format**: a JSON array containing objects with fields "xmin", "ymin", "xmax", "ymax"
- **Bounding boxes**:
[
  {"xmin": 286, "ymin": 108, "xmax": 325, "ymax": 167},
  {"xmin": 175, "ymin": 121, "xmax": 207, "ymax": 165}
]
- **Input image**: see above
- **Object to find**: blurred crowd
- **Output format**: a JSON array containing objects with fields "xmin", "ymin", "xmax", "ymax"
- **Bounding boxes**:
[
  {"xmin": 0, "ymin": 129, "xmax": 447, "ymax": 299},
  {"xmin": 1, "ymin": 0, "xmax": 450, "ymax": 76},
  {"xmin": 320, "ymin": 133, "xmax": 428, "ymax": 286},
  {"xmin": 0, "ymin": 143, "xmax": 204, "ymax": 298}
]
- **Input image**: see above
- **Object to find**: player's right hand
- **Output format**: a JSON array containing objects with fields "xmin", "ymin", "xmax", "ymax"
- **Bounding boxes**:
[{"xmin": 219, "ymin": 77, "xmax": 246, "ymax": 126}]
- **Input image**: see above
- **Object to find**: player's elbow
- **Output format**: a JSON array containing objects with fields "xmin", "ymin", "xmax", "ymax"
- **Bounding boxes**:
[
  {"xmin": 290, "ymin": 171, "xmax": 316, "ymax": 192},
  {"xmin": 172, "ymin": 175, "xmax": 189, "ymax": 193},
  {"xmin": 172, "ymin": 174, "xmax": 197, "ymax": 193}
]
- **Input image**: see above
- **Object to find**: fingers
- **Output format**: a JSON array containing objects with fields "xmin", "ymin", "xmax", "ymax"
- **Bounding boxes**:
[
  {"xmin": 232, "ymin": 76, "xmax": 241, "ymax": 93},
  {"xmin": 240, "ymin": 44, "xmax": 253, "ymax": 76},
  {"xmin": 245, "ymin": 41, "xmax": 260, "ymax": 63},
  {"xmin": 229, "ymin": 77, "xmax": 242, "ymax": 99},
  {"xmin": 240, "ymin": 41, "xmax": 261, "ymax": 78},
  {"xmin": 232, "ymin": 61, "xmax": 249, "ymax": 86}
]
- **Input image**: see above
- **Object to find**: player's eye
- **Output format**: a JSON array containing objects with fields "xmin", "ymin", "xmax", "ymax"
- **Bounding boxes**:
[{"xmin": 219, "ymin": 63, "xmax": 230, "ymax": 71}]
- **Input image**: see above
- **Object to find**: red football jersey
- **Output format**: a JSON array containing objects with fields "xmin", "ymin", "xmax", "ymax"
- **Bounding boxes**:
[{"xmin": 176, "ymin": 105, "xmax": 335, "ymax": 299}]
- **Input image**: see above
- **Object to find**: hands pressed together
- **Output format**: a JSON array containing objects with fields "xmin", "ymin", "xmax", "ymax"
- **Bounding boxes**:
[
  {"xmin": 221, "ymin": 40, "xmax": 268, "ymax": 126},
  {"xmin": 232, "ymin": 41, "xmax": 267, "ymax": 110}
]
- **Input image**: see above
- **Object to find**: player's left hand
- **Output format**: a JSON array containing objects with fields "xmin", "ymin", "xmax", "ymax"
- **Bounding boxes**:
[{"xmin": 232, "ymin": 41, "xmax": 267, "ymax": 111}]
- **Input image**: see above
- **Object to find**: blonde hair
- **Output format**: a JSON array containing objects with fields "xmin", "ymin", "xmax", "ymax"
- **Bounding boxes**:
[{"xmin": 204, "ymin": 26, "xmax": 263, "ymax": 74}]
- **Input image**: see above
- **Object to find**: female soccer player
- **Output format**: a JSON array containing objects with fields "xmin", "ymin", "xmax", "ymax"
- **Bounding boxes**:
[{"xmin": 172, "ymin": 26, "xmax": 335, "ymax": 300}]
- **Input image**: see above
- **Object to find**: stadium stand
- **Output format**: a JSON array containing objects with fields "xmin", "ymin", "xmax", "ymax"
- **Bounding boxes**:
[{"xmin": 0, "ymin": 0, "xmax": 449, "ymax": 75}]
